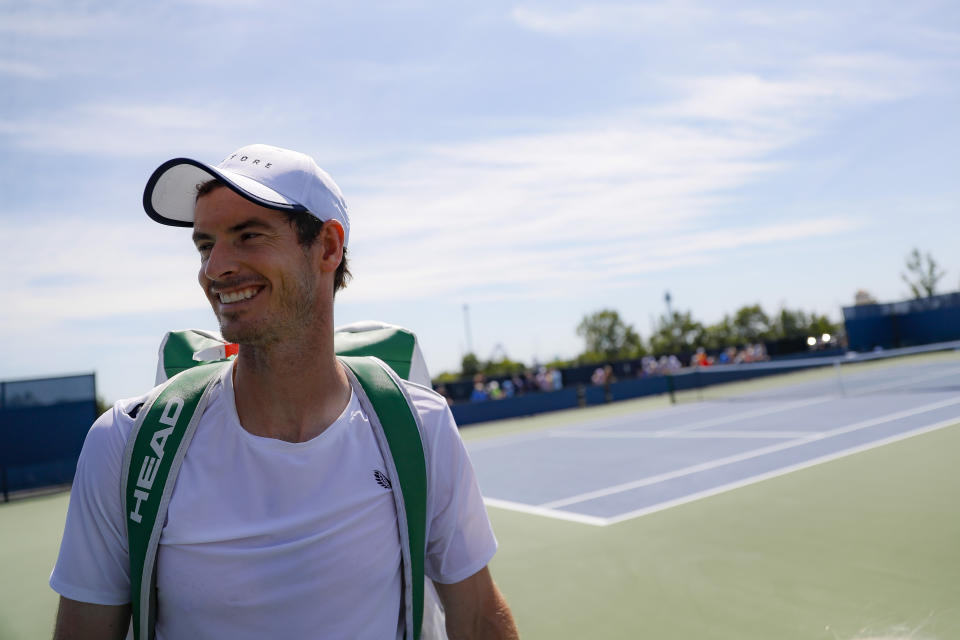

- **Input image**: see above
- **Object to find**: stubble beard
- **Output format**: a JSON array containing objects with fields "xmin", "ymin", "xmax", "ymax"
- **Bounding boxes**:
[{"xmin": 216, "ymin": 265, "xmax": 318, "ymax": 349}]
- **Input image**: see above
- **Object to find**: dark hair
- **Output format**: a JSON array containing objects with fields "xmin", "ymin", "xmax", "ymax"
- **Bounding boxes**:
[{"xmin": 195, "ymin": 179, "xmax": 351, "ymax": 292}]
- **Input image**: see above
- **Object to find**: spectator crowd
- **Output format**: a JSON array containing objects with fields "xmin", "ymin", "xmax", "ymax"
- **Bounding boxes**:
[{"xmin": 436, "ymin": 343, "xmax": 772, "ymax": 405}]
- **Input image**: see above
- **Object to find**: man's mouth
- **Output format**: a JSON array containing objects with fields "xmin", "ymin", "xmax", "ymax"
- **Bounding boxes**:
[{"xmin": 217, "ymin": 287, "xmax": 262, "ymax": 304}]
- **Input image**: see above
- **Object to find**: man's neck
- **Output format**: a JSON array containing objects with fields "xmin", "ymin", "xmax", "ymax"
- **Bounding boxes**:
[{"xmin": 232, "ymin": 332, "xmax": 352, "ymax": 443}]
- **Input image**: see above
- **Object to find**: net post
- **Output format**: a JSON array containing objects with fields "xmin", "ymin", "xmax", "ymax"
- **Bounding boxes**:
[
  {"xmin": 833, "ymin": 360, "xmax": 846, "ymax": 397},
  {"xmin": 666, "ymin": 372, "xmax": 676, "ymax": 405},
  {"xmin": 0, "ymin": 381, "xmax": 6, "ymax": 503}
]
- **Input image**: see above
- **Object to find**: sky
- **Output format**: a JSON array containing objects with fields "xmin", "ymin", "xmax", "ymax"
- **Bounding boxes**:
[{"xmin": 2, "ymin": 0, "xmax": 958, "ymax": 403}]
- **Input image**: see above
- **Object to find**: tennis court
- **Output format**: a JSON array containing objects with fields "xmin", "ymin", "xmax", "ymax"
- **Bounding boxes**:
[
  {"xmin": 2, "ymin": 346, "xmax": 959, "ymax": 638},
  {"xmin": 469, "ymin": 347, "xmax": 960, "ymax": 527}
]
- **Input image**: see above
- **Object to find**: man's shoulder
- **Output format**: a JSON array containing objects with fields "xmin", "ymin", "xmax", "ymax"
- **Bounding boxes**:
[
  {"xmin": 87, "ymin": 367, "xmax": 220, "ymax": 450},
  {"xmin": 395, "ymin": 380, "xmax": 469, "ymax": 468},
  {"xmin": 71, "ymin": 388, "xmax": 156, "ymax": 491},
  {"xmin": 88, "ymin": 391, "xmax": 152, "ymax": 445},
  {"xmin": 399, "ymin": 379, "xmax": 452, "ymax": 422}
]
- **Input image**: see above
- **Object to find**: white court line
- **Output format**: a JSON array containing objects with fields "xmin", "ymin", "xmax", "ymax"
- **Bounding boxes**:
[
  {"xmin": 466, "ymin": 430, "xmax": 560, "ymax": 452},
  {"xmin": 484, "ymin": 416, "xmax": 960, "ymax": 527},
  {"xmin": 538, "ymin": 394, "xmax": 960, "ymax": 510},
  {"xmin": 481, "ymin": 498, "xmax": 608, "ymax": 526},
  {"xmin": 757, "ymin": 363, "xmax": 960, "ymax": 403},
  {"xmin": 550, "ymin": 429, "xmax": 817, "ymax": 439},
  {"xmin": 668, "ymin": 397, "xmax": 828, "ymax": 433},
  {"xmin": 601, "ymin": 415, "xmax": 960, "ymax": 525},
  {"xmin": 469, "ymin": 364, "xmax": 960, "ymax": 452},
  {"xmin": 670, "ymin": 364, "xmax": 960, "ymax": 434},
  {"xmin": 468, "ymin": 368, "xmax": 960, "ymax": 452},
  {"xmin": 465, "ymin": 397, "xmax": 707, "ymax": 452},
  {"xmin": 568, "ymin": 364, "xmax": 960, "ymax": 441}
]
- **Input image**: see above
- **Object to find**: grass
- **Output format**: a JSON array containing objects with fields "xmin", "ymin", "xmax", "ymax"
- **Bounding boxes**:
[{"xmin": 3, "ymin": 416, "xmax": 958, "ymax": 639}]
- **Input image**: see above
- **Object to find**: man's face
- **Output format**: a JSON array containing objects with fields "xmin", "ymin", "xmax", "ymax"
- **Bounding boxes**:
[{"xmin": 192, "ymin": 187, "xmax": 324, "ymax": 346}]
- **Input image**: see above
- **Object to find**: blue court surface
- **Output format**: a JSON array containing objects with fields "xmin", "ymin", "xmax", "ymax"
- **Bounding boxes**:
[{"xmin": 468, "ymin": 352, "xmax": 960, "ymax": 526}]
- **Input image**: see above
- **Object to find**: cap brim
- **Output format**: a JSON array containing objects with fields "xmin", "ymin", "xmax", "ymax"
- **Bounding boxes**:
[{"xmin": 143, "ymin": 158, "xmax": 307, "ymax": 227}]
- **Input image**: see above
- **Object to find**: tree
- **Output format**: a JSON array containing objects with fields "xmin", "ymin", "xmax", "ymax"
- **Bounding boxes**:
[
  {"xmin": 701, "ymin": 316, "xmax": 736, "ymax": 350},
  {"xmin": 648, "ymin": 310, "xmax": 705, "ymax": 355},
  {"xmin": 771, "ymin": 308, "xmax": 839, "ymax": 340},
  {"xmin": 806, "ymin": 313, "xmax": 838, "ymax": 338},
  {"xmin": 481, "ymin": 357, "xmax": 526, "ymax": 377},
  {"xmin": 576, "ymin": 309, "xmax": 644, "ymax": 361},
  {"xmin": 460, "ymin": 353, "xmax": 481, "ymax": 377},
  {"xmin": 772, "ymin": 308, "xmax": 806, "ymax": 340},
  {"xmin": 901, "ymin": 248, "xmax": 945, "ymax": 299},
  {"xmin": 731, "ymin": 304, "xmax": 773, "ymax": 342},
  {"xmin": 432, "ymin": 370, "xmax": 460, "ymax": 384}
]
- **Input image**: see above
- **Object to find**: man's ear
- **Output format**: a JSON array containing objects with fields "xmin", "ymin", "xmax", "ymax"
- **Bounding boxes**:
[{"xmin": 316, "ymin": 220, "xmax": 345, "ymax": 274}]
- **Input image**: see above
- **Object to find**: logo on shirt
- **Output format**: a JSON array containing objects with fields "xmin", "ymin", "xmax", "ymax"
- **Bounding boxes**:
[{"xmin": 373, "ymin": 470, "xmax": 392, "ymax": 490}]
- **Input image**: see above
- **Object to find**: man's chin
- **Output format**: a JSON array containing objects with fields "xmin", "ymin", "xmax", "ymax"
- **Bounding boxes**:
[{"xmin": 219, "ymin": 321, "xmax": 268, "ymax": 347}]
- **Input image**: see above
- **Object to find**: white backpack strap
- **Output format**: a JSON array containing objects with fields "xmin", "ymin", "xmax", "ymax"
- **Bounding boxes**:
[{"xmin": 339, "ymin": 356, "xmax": 428, "ymax": 640}]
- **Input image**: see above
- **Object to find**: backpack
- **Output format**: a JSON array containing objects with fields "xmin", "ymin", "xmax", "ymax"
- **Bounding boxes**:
[{"xmin": 123, "ymin": 322, "xmax": 445, "ymax": 640}]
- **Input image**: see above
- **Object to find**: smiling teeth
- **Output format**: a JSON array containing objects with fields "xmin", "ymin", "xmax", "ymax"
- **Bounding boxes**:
[{"xmin": 219, "ymin": 288, "xmax": 258, "ymax": 303}]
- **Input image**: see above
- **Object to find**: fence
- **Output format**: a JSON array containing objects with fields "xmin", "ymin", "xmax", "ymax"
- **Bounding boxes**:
[
  {"xmin": 0, "ymin": 373, "xmax": 97, "ymax": 501},
  {"xmin": 843, "ymin": 291, "xmax": 960, "ymax": 352}
]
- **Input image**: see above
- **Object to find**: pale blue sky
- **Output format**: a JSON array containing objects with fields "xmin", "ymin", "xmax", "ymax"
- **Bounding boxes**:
[{"xmin": 2, "ymin": 1, "xmax": 958, "ymax": 402}]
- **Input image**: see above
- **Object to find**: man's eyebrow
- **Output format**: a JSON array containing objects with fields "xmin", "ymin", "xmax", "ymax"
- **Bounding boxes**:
[
  {"xmin": 192, "ymin": 217, "xmax": 274, "ymax": 244},
  {"xmin": 229, "ymin": 217, "xmax": 274, "ymax": 234}
]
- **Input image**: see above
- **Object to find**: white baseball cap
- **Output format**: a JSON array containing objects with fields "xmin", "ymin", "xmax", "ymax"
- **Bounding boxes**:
[{"xmin": 143, "ymin": 143, "xmax": 351, "ymax": 246}]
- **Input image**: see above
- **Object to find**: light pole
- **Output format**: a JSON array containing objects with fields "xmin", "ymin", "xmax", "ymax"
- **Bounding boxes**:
[{"xmin": 463, "ymin": 304, "xmax": 474, "ymax": 355}]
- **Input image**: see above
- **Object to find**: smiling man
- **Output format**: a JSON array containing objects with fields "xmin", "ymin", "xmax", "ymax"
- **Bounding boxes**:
[{"xmin": 49, "ymin": 144, "xmax": 518, "ymax": 639}]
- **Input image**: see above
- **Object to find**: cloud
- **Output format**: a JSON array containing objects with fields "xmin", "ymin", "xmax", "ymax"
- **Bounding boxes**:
[
  {"xmin": 1, "ymin": 52, "xmax": 892, "ymax": 326},
  {"xmin": 0, "ymin": 58, "xmax": 50, "ymax": 78},
  {"xmin": 340, "ymin": 119, "xmax": 857, "ymax": 304},
  {"xmin": 653, "ymin": 67, "xmax": 910, "ymax": 127},
  {"xmin": 0, "ymin": 7, "xmax": 122, "ymax": 38},
  {"xmin": 333, "ymin": 52, "xmax": 909, "ymax": 305},
  {"xmin": 0, "ymin": 102, "xmax": 245, "ymax": 157},
  {"xmin": 733, "ymin": 8, "xmax": 822, "ymax": 28},
  {"xmin": 510, "ymin": 2, "xmax": 710, "ymax": 35},
  {"xmin": 173, "ymin": 0, "xmax": 264, "ymax": 6},
  {"xmin": 0, "ymin": 12, "xmax": 922, "ymax": 328},
  {"xmin": 0, "ymin": 217, "xmax": 206, "ymax": 332}
]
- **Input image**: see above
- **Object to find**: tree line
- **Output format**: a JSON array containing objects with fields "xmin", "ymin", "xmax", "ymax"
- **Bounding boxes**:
[
  {"xmin": 435, "ymin": 247, "xmax": 949, "ymax": 382},
  {"xmin": 433, "ymin": 304, "xmax": 839, "ymax": 383},
  {"xmin": 574, "ymin": 305, "xmax": 839, "ymax": 364}
]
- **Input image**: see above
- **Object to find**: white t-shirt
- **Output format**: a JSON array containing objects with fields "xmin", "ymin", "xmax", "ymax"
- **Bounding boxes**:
[{"xmin": 50, "ymin": 363, "xmax": 497, "ymax": 640}]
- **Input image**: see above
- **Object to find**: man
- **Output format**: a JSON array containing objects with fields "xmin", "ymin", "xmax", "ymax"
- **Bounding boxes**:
[{"xmin": 49, "ymin": 144, "xmax": 518, "ymax": 639}]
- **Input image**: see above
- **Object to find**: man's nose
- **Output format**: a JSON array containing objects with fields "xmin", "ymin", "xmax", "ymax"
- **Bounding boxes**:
[{"xmin": 203, "ymin": 241, "xmax": 239, "ymax": 281}]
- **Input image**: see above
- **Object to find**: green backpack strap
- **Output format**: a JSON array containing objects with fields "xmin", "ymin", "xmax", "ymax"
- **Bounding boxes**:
[
  {"xmin": 125, "ymin": 354, "xmax": 427, "ymax": 640},
  {"xmin": 340, "ymin": 355, "xmax": 427, "ymax": 640},
  {"xmin": 122, "ymin": 361, "xmax": 226, "ymax": 640}
]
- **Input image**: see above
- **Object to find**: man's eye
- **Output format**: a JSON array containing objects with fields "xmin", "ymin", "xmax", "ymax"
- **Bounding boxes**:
[
  {"xmin": 197, "ymin": 244, "xmax": 212, "ymax": 255},
  {"xmin": 241, "ymin": 232, "xmax": 261, "ymax": 241}
]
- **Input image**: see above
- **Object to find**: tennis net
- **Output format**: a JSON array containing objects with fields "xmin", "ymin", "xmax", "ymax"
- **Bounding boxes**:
[{"xmin": 666, "ymin": 340, "xmax": 960, "ymax": 403}]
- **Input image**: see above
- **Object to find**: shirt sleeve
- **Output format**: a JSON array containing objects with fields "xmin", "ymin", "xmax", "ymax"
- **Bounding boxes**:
[
  {"xmin": 49, "ymin": 398, "xmax": 142, "ymax": 605},
  {"xmin": 408, "ymin": 384, "xmax": 498, "ymax": 584}
]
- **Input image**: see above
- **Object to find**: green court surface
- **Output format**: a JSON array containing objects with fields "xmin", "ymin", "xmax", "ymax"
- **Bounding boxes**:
[
  {"xmin": 2, "ymin": 418, "xmax": 958, "ymax": 639},
  {"xmin": 0, "ymin": 491, "xmax": 67, "ymax": 639}
]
